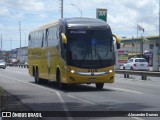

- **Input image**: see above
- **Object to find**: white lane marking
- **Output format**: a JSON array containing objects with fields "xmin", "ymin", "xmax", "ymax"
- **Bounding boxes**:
[
  {"xmin": 105, "ymin": 87, "xmax": 144, "ymax": 94},
  {"xmin": 67, "ymin": 95, "xmax": 96, "ymax": 105},
  {"xmin": 153, "ymin": 81, "xmax": 160, "ymax": 84},
  {"xmin": 0, "ymin": 74, "xmax": 73, "ymax": 120},
  {"xmin": 132, "ymin": 117, "xmax": 145, "ymax": 120}
]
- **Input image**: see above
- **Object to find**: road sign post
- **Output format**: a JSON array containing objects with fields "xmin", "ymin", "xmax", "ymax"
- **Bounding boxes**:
[{"xmin": 96, "ymin": 8, "xmax": 107, "ymax": 22}]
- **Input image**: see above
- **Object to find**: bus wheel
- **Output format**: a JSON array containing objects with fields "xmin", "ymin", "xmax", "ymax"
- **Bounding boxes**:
[
  {"xmin": 95, "ymin": 83, "xmax": 104, "ymax": 89},
  {"xmin": 34, "ymin": 69, "xmax": 39, "ymax": 83},
  {"xmin": 57, "ymin": 71, "xmax": 66, "ymax": 90},
  {"xmin": 130, "ymin": 67, "xmax": 133, "ymax": 70},
  {"xmin": 35, "ymin": 69, "xmax": 42, "ymax": 84}
]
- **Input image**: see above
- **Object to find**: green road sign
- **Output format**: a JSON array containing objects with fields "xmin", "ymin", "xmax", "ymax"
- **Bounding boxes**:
[{"xmin": 96, "ymin": 8, "xmax": 107, "ymax": 22}]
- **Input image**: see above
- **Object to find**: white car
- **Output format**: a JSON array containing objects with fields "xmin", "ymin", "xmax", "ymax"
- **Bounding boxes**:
[
  {"xmin": 123, "ymin": 58, "xmax": 148, "ymax": 71},
  {"xmin": 0, "ymin": 60, "xmax": 6, "ymax": 69}
]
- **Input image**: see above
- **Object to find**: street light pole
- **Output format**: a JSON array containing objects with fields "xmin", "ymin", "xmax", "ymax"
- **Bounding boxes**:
[
  {"xmin": 22, "ymin": 31, "xmax": 26, "ymax": 47},
  {"xmin": 70, "ymin": 4, "xmax": 82, "ymax": 17},
  {"xmin": 60, "ymin": 0, "xmax": 63, "ymax": 18},
  {"xmin": 0, "ymin": 34, "xmax": 2, "ymax": 60},
  {"xmin": 159, "ymin": 0, "xmax": 160, "ymax": 36}
]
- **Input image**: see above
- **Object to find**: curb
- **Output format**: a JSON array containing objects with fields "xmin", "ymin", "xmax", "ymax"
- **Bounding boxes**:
[{"xmin": 0, "ymin": 108, "xmax": 1, "ymax": 120}]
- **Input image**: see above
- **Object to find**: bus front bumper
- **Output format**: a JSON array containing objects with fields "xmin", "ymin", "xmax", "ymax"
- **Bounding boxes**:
[{"xmin": 63, "ymin": 71, "xmax": 114, "ymax": 84}]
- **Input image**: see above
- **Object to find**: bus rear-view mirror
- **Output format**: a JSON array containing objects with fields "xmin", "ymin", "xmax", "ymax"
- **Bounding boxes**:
[
  {"xmin": 112, "ymin": 34, "xmax": 121, "ymax": 49},
  {"xmin": 61, "ymin": 33, "xmax": 67, "ymax": 44}
]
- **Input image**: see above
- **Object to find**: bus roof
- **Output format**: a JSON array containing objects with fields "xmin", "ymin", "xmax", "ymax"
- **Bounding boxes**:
[
  {"xmin": 60, "ymin": 17, "xmax": 110, "ymax": 29},
  {"xmin": 30, "ymin": 17, "xmax": 110, "ymax": 33},
  {"xmin": 30, "ymin": 20, "xmax": 59, "ymax": 33}
]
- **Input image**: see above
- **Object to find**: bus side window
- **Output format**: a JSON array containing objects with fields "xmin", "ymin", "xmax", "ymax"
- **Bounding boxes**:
[
  {"xmin": 28, "ymin": 34, "xmax": 31, "ymax": 48},
  {"xmin": 29, "ymin": 35, "xmax": 31, "ymax": 41},
  {"xmin": 41, "ymin": 33, "xmax": 44, "ymax": 47},
  {"xmin": 45, "ymin": 29, "xmax": 49, "ymax": 47}
]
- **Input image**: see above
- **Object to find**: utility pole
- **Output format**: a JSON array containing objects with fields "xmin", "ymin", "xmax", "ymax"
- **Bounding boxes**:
[
  {"xmin": 19, "ymin": 21, "xmax": 22, "ymax": 63},
  {"xmin": 60, "ymin": 0, "xmax": 63, "ymax": 18},
  {"xmin": 0, "ymin": 35, "xmax": 1, "ymax": 59},
  {"xmin": 159, "ymin": 0, "xmax": 160, "ymax": 36},
  {"xmin": 23, "ymin": 31, "xmax": 26, "ymax": 47},
  {"xmin": 153, "ymin": 0, "xmax": 160, "ymax": 71},
  {"xmin": 19, "ymin": 21, "xmax": 21, "ymax": 49},
  {"xmin": 0, "ymin": 34, "xmax": 2, "ymax": 60},
  {"xmin": 158, "ymin": 0, "xmax": 160, "ymax": 71}
]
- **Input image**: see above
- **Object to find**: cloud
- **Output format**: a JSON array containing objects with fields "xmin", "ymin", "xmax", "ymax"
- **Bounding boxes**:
[
  {"xmin": 4, "ymin": 0, "xmax": 45, "ymax": 12},
  {"xmin": 0, "ymin": 23, "xmax": 4, "ymax": 29},
  {"xmin": 0, "ymin": 0, "xmax": 159, "ymax": 50},
  {"xmin": 0, "ymin": 6, "xmax": 9, "ymax": 16}
]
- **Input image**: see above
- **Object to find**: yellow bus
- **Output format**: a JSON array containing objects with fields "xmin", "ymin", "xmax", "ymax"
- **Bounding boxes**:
[{"xmin": 28, "ymin": 18, "xmax": 120, "ymax": 89}]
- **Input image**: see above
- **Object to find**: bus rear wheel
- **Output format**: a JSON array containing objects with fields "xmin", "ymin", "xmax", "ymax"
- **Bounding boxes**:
[
  {"xmin": 95, "ymin": 83, "xmax": 104, "ymax": 89},
  {"xmin": 34, "ymin": 69, "xmax": 43, "ymax": 84},
  {"xmin": 34, "ymin": 69, "xmax": 39, "ymax": 83}
]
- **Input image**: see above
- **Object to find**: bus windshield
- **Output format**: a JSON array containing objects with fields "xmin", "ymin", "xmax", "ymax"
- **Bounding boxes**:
[{"xmin": 66, "ymin": 29, "xmax": 115, "ymax": 69}]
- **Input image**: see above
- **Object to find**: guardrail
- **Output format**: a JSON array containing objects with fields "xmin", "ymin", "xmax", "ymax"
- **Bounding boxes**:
[
  {"xmin": 5, "ymin": 64, "xmax": 160, "ymax": 80},
  {"xmin": 115, "ymin": 70, "xmax": 160, "ymax": 80},
  {"xmin": 6, "ymin": 64, "xmax": 28, "ymax": 68}
]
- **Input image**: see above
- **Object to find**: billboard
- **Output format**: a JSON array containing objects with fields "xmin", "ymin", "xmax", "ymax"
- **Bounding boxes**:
[
  {"xmin": 118, "ymin": 50, "xmax": 128, "ymax": 63},
  {"xmin": 96, "ymin": 8, "xmax": 107, "ymax": 22}
]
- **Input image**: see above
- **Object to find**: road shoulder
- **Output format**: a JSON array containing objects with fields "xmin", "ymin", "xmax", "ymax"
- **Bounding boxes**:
[{"xmin": 0, "ymin": 87, "xmax": 42, "ymax": 120}]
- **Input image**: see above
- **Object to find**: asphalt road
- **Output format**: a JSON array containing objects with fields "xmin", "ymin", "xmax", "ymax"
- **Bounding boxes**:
[{"xmin": 0, "ymin": 67, "xmax": 160, "ymax": 120}]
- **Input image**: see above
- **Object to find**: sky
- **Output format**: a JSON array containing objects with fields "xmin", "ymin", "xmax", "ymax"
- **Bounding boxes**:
[{"xmin": 0, "ymin": 0, "xmax": 159, "ymax": 50}]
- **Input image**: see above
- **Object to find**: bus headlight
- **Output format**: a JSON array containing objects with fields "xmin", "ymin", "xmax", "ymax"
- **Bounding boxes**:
[
  {"xmin": 109, "ymin": 70, "xmax": 113, "ymax": 73},
  {"xmin": 71, "ymin": 70, "xmax": 75, "ymax": 73}
]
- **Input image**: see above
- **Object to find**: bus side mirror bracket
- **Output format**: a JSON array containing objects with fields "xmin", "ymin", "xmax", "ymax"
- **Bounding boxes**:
[
  {"xmin": 113, "ymin": 34, "xmax": 121, "ymax": 49},
  {"xmin": 61, "ymin": 33, "xmax": 67, "ymax": 44},
  {"xmin": 116, "ymin": 43, "xmax": 120, "ymax": 49}
]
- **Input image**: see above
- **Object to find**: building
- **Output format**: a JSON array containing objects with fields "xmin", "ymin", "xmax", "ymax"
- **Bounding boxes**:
[
  {"xmin": 16, "ymin": 47, "xmax": 28, "ymax": 64},
  {"xmin": 121, "ymin": 36, "xmax": 160, "ymax": 66}
]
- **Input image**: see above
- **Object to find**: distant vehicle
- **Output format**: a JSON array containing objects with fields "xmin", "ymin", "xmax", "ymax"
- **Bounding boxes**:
[
  {"xmin": 123, "ymin": 58, "xmax": 148, "ymax": 71},
  {"xmin": 11, "ymin": 58, "xmax": 18, "ymax": 64},
  {"xmin": 28, "ymin": 17, "xmax": 121, "ymax": 89},
  {"xmin": 0, "ymin": 60, "xmax": 6, "ymax": 69}
]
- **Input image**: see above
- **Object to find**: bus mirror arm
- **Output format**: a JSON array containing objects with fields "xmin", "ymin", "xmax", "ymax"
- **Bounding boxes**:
[
  {"xmin": 61, "ymin": 33, "xmax": 67, "ymax": 44},
  {"xmin": 112, "ymin": 34, "xmax": 121, "ymax": 49},
  {"xmin": 116, "ymin": 43, "xmax": 120, "ymax": 49}
]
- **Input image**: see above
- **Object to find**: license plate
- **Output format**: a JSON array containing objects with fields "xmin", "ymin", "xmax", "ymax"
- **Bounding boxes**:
[{"xmin": 88, "ymin": 78, "xmax": 96, "ymax": 81}]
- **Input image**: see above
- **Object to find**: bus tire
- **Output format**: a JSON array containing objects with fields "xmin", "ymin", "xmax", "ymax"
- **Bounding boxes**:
[
  {"xmin": 34, "ymin": 69, "xmax": 38, "ymax": 83},
  {"xmin": 130, "ymin": 67, "xmax": 133, "ymax": 70},
  {"xmin": 56, "ymin": 70, "xmax": 66, "ymax": 90},
  {"xmin": 34, "ymin": 68, "xmax": 42, "ymax": 84},
  {"xmin": 95, "ymin": 83, "xmax": 104, "ymax": 89}
]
